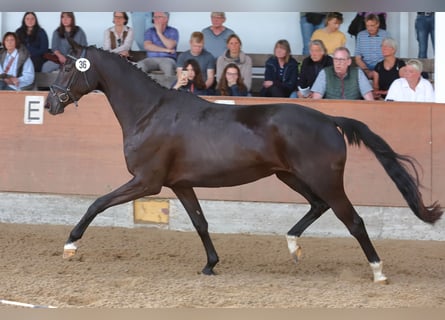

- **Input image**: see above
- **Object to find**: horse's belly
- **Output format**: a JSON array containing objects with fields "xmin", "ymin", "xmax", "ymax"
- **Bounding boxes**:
[{"xmin": 167, "ymin": 165, "xmax": 275, "ymax": 188}]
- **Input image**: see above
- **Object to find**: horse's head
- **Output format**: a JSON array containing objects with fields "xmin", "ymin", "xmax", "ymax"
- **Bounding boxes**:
[{"xmin": 45, "ymin": 37, "xmax": 95, "ymax": 115}]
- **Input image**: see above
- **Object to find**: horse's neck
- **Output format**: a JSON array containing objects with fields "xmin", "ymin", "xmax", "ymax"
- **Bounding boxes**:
[{"xmin": 95, "ymin": 55, "xmax": 167, "ymax": 132}]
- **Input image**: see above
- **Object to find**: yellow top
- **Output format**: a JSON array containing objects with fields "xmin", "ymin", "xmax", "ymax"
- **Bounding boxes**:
[{"xmin": 310, "ymin": 29, "xmax": 346, "ymax": 55}]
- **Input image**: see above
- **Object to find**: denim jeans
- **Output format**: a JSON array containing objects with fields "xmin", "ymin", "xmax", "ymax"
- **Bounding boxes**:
[
  {"xmin": 300, "ymin": 15, "xmax": 325, "ymax": 55},
  {"xmin": 415, "ymin": 14, "xmax": 435, "ymax": 58},
  {"xmin": 131, "ymin": 12, "xmax": 152, "ymax": 50}
]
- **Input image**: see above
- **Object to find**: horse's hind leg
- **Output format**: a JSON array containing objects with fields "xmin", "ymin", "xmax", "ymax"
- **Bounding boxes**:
[
  {"xmin": 329, "ymin": 196, "xmax": 388, "ymax": 284},
  {"xmin": 63, "ymin": 177, "xmax": 160, "ymax": 258},
  {"xmin": 171, "ymin": 186, "xmax": 219, "ymax": 275},
  {"xmin": 276, "ymin": 172, "xmax": 330, "ymax": 263}
]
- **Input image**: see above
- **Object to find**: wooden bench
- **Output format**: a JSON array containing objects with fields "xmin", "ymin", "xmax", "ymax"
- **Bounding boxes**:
[{"xmin": 34, "ymin": 51, "xmax": 435, "ymax": 95}]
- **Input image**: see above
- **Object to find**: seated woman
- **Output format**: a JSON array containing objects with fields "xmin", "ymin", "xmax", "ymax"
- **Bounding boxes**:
[
  {"xmin": 15, "ymin": 12, "xmax": 49, "ymax": 72},
  {"xmin": 385, "ymin": 59, "xmax": 434, "ymax": 102},
  {"xmin": 42, "ymin": 12, "xmax": 87, "ymax": 73},
  {"xmin": 260, "ymin": 39, "xmax": 298, "ymax": 98},
  {"xmin": 216, "ymin": 34, "xmax": 252, "ymax": 92},
  {"xmin": 216, "ymin": 63, "xmax": 248, "ymax": 96},
  {"xmin": 171, "ymin": 59, "xmax": 208, "ymax": 95},
  {"xmin": 103, "ymin": 12, "xmax": 134, "ymax": 58},
  {"xmin": 372, "ymin": 38, "xmax": 406, "ymax": 100},
  {"xmin": 0, "ymin": 32, "xmax": 35, "ymax": 91},
  {"xmin": 293, "ymin": 39, "xmax": 332, "ymax": 98}
]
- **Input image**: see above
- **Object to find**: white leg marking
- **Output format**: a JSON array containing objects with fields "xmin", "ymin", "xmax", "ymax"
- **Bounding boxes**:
[
  {"xmin": 370, "ymin": 261, "xmax": 388, "ymax": 283},
  {"xmin": 286, "ymin": 235, "xmax": 303, "ymax": 263},
  {"xmin": 64, "ymin": 242, "xmax": 77, "ymax": 251},
  {"xmin": 286, "ymin": 235, "xmax": 299, "ymax": 255}
]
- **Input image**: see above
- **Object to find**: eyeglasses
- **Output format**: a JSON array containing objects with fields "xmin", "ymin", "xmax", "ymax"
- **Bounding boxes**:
[
  {"xmin": 117, "ymin": 38, "xmax": 122, "ymax": 46},
  {"xmin": 114, "ymin": 15, "xmax": 125, "ymax": 19},
  {"xmin": 333, "ymin": 57, "xmax": 350, "ymax": 63},
  {"xmin": 153, "ymin": 16, "xmax": 167, "ymax": 19},
  {"xmin": 226, "ymin": 72, "xmax": 238, "ymax": 76}
]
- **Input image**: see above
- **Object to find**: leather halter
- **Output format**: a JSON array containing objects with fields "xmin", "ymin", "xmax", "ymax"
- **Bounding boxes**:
[{"xmin": 48, "ymin": 47, "xmax": 90, "ymax": 107}]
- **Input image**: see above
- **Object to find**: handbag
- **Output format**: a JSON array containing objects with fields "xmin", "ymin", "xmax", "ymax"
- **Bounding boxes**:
[
  {"xmin": 347, "ymin": 13, "xmax": 365, "ymax": 37},
  {"xmin": 43, "ymin": 51, "xmax": 61, "ymax": 64}
]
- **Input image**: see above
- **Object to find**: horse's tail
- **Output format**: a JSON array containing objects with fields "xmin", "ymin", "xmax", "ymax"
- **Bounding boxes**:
[{"xmin": 332, "ymin": 116, "xmax": 442, "ymax": 224}]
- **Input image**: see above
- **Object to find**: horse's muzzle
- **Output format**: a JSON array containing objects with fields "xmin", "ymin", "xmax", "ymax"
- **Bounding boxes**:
[{"xmin": 45, "ymin": 96, "xmax": 64, "ymax": 115}]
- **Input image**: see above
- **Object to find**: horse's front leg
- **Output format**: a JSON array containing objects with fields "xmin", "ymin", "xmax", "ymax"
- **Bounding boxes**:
[
  {"xmin": 63, "ymin": 176, "xmax": 160, "ymax": 259},
  {"xmin": 171, "ymin": 186, "xmax": 219, "ymax": 275}
]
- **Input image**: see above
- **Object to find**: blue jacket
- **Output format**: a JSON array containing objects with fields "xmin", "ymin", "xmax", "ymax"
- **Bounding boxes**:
[
  {"xmin": 16, "ymin": 27, "xmax": 49, "ymax": 58},
  {"xmin": 264, "ymin": 55, "xmax": 299, "ymax": 91}
]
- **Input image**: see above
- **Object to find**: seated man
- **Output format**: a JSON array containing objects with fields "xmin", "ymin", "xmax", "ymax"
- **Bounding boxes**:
[
  {"xmin": 311, "ymin": 47, "xmax": 374, "ymax": 100},
  {"xmin": 137, "ymin": 12, "xmax": 178, "ymax": 76},
  {"xmin": 385, "ymin": 59, "xmax": 434, "ymax": 102},
  {"xmin": 354, "ymin": 13, "xmax": 388, "ymax": 79},
  {"xmin": 176, "ymin": 31, "xmax": 215, "ymax": 90}
]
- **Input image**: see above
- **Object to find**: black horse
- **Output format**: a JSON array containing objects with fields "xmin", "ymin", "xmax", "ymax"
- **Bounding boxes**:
[{"xmin": 45, "ymin": 39, "xmax": 442, "ymax": 283}]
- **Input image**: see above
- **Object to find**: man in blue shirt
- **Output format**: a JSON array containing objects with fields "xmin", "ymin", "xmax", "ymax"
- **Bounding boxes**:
[
  {"xmin": 354, "ymin": 13, "xmax": 388, "ymax": 79},
  {"xmin": 137, "ymin": 12, "xmax": 179, "ymax": 76}
]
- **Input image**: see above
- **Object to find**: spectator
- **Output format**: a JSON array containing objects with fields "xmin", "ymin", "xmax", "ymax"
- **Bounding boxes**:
[
  {"xmin": 293, "ymin": 39, "xmax": 333, "ymax": 98},
  {"xmin": 216, "ymin": 34, "xmax": 252, "ymax": 92},
  {"xmin": 15, "ymin": 12, "xmax": 49, "ymax": 72},
  {"xmin": 310, "ymin": 12, "xmax": 346, "ymax": 55},
  {"xmin": 137, "ymin": 12, "xmax": 178, "ymax": 76},
  {"xmin": 201, "ymin": 12, "xmax": 235, "ymax": 59},
  {"xmin": 300, "ymin": 12, "xmax": 327, "ymax": 55},
  {"xmin": 130, "ymin": 12, "xmax": 152, "ymax": 50},
  {"xmin": 260, "ymin": 39, "xmax": 298, "ymax": 98},
  {"xmin": 0, "ymin": 32, "xmax": 34, "ymax": 90},
  {"xmin": 176, "ymin": 31, "xmax": 215, "ymax": 90},
  {"xmin": 311, "ymin": 47, "xmax": 373, "ymax": 100},
  {"xmin": 415, "ymin": 12, "xmax": 435, "ymax": 59},
  {"xmin": 372, "ymin": 38, "xmax": 405, "ymax": 100},
  {"xmin": 171, "ymin": 59, "xmax": 208, "ymax": 95},
  {"xmin": 41, "ymin": 12, "xmax": 87, "ymax": 73},
  {"xmin": 385, "ymin": 59, "xmax": 434, "ymax": 102},
  {"xmin": 347, "ymin": 12, "xmax": 387, "ymax": 38},
  {"xmin": 216, "ymin": 63, "xmax": 248, "ymax": 96},
  {"xmin": 103, "ymin": 12, "xmax": 134, "ymax": 58},
  {"xmin": 355, "ymin": 13, "xmax": 388, "ymax": 79}
]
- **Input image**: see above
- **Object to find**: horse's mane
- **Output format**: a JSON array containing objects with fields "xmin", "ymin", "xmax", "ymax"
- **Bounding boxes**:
[
  {"xmin": 88, "ymin": 46, "xmax": 173, "ymax": 91},
  {"xmin": 85, "ymin": 45, "xmax": 212, "ymax": 104}
]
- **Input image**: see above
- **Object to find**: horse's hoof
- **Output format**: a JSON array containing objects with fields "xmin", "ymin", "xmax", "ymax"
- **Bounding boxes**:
[
  {"xmin": 201, "ymin": 267, "xmax": 216, "ymax": 275},
  {"xmin": 63, "ymin": 249, "xmax": 77, "ymax": 259},
  {"xmin": 62, "ymin": 243, "xmax": 77, "ymax": 259},
  {"xmin": 373, "ymin": 277, "xmax": 389, "ymax": 285},
  {"xmin": 374, "ymin": 277, "xmax": 389, "ymax": 284},
  {"xmin": 291, "ymin": 246, "xmax": 303, "ymax": 264}
]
